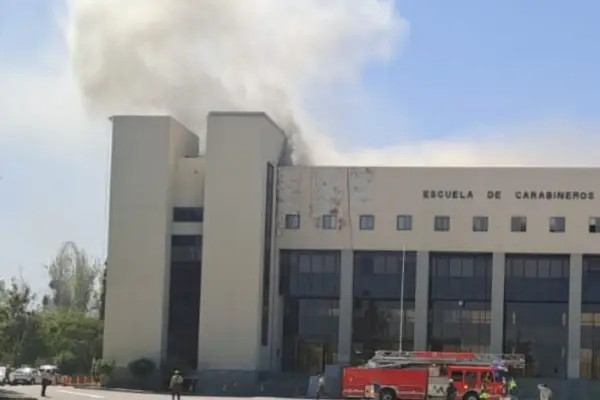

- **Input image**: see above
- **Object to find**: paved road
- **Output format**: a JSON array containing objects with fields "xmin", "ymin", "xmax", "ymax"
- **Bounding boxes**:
[
  {"xmin": 9, "ymin": 385, "xmax": 180, "ymax": 399},
  {"xmin": 9, "ymin": 385, "xmax": 307, "ymax": 400}
]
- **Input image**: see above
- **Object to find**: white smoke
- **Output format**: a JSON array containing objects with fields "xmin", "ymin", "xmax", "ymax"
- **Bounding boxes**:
[{"xmin": 65, "ymin": 0, "xmax": 405, "ymax": 164}]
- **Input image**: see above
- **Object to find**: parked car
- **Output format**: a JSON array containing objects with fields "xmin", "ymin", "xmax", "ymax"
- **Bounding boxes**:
[
  {"xmin": 0, "ymin": 366, "xmax": 6, "ymax": 385},
  {"xmin": 9, "ymin": 368, "xmax": 38, "ymax": 385}
]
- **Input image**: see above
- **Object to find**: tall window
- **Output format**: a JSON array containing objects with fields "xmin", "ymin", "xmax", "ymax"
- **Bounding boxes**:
[
  {"xmin": 167, "ymin": 235, "xmax": 202, "ymax": 370},
  {"xmin": 261, "ymin": 163, "xmax": 275, "ymax": 345},
  {"xmin": 352, "ymin": 251, "xmax": 417, "ymax": 362},
  {"xmin": 581, "ymin": 256, "xmax": 600, "ymax": 379},
  {"xmin": 504, "ymin": 255, "xmax": 569, "ymax": 378},
  {"xmin": 428, "ymin": 253, "xmax": 492, "ymax": 353},
  {"xmin": 280, "ymin": 251, "xmax": 340, "ymax": 373}
]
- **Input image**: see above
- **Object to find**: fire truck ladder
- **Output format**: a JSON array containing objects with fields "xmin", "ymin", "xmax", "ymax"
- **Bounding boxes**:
[{"xmin": 368, "ymin": 350, "xmax": 526, "ymax": 369}]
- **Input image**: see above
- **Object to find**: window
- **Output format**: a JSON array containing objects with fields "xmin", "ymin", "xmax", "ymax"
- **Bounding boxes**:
[
  {"xmin": 434, "ymin": 216, "xmax": 450, "ymax": 232},
  {"xmin": 261, "ymin": 163, "xmax": 275, "ymax": 345},
  {"xmin": 590, "ymin": 217, "xmax": 600, "ymax": 233},
  {"xmin": 359, "ymin": 215, "xmax": 375, "ymax": 230},
  {"xmin": 173, "ymin": 207, "xmax": 204, "ymax": 222},
  {"xmin": 322, "ymin": 214, "xmax": 337, "ymax": 230},
  {"xmin": 396, "ymin": 215, "xmax": 412, "ymax": 231},
  {"xmin": 171, "ymin": 235, "xmax": 202, "ymax": 262},
  {"xmin": 549, "ymin": 216, "xmax": 566, "ymax": 233},
  {"xmin": 510, "ymin": 216, "xmax": 527, "ymax": 232},
  {"xmin": 285, "ymin": 213, "xmax": 300, "ymax": 229},
  {"xmin": 472, "ymin": 216, "xmax": 488, "ymax": 232},
  {"xmin": 450, "ymin": 371, "xmax": 463, "ymax": 382}
]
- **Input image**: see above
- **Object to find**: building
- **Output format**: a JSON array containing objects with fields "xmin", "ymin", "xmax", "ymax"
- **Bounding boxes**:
[{"xmin": 103, "ymin": 112, "xmax": 600, "ymax": 382}]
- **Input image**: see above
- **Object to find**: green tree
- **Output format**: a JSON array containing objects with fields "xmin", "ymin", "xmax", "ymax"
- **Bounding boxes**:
[
  {"xmin": 0, "ymin": 279, "xmax": 46, "ymax": 366},
  {"xmin": 40, "ymin": 310, "xmax": 103, "ymax": 373}
]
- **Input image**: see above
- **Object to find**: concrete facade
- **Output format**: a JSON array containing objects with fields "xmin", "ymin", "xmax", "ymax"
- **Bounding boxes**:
[{"xmin": 103, "ymin": 113, "xmax": 600, "ymax": 380}]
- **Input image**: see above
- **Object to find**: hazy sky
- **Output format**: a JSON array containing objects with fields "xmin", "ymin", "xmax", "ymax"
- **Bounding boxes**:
[{"xmin": 2, "ymin": 0, "xmax": 600, "ymax": 293}]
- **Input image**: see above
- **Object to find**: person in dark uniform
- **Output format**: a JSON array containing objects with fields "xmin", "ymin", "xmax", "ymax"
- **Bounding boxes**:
[
  {"xmin": 169, "ymin": 369, "xmax": 184, "ymax": 400},
  {"xmin": 445, "ymin": 378, "xmax": 457, "ymax": 400}
]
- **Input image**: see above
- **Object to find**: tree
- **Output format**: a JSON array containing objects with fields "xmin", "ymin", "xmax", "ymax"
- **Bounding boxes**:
[
  {"xmin": 46, "ymin": 242, "xmax": 102, "ymax": 313},
  {"xmin": 98, "ymin": 263, "xmax": 107, "ymax": 321},
  {"xmin": 0, "ymin": 278, "xmax": 46, "ymax": 366}
]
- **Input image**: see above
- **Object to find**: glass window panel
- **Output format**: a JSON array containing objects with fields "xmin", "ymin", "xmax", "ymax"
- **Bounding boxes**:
[
  {"xmin": 538, "ymin": 259, "xmax": 550, "ymax": 278},
  {"xmin": 449, "ymin": 258, "xmax": 462, "ymax": 277},
  {"xmin": 524, "ymin": 259, "xmax": 537, "ymax": 278},
  {"xmin": 503, "ymin": 302, "xmax": 568, "ymax": 378},
  {"xmin": 462, "ymin": 258, "xmax": 474, "ymax": 277}
]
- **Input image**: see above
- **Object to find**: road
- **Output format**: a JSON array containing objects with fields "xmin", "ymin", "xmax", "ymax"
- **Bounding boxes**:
[
  {"xmin": 9, "ymin": 385, "xmax": 306, "ymax": 400},
  {"xmin": 9, "ymin": 385, "xmax": 193, "ymax": 399}
]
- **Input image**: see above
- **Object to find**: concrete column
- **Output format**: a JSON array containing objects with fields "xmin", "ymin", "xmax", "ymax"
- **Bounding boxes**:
[
  {"xmin": 568, "ymin": 253, "xmax": 583, "ymax": 379},
  {"xmin": 337, "ymin": 250, "xmax": 354, "ymax": 364},
  {"xmin": 414, "ymin": 251, "xmax": 430, "ymax": 351},
  {"xmin": 490, "ymin": 252, "xmax": 506, "ymax": 353}
]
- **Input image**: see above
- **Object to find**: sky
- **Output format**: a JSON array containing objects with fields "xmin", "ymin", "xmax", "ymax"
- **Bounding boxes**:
[{"xmin": 2, "ymin": 0, "xmax": 600, "ymax": 293}]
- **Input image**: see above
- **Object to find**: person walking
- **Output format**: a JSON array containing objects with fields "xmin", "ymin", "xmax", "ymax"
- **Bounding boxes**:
[{"xmin": 169, "ymin": 369, "xmax": 184, "ymax": 400}]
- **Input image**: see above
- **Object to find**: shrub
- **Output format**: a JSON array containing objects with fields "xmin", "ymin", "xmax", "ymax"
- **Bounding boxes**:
[{"xmin": 127, "ymin": 357, "xmax": 156, "ymax": 388}]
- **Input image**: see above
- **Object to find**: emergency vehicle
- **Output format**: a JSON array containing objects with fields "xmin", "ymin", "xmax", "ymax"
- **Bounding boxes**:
[{"xmin": 342, "ymin": 350, "xmax": 525, "ymax": 400}]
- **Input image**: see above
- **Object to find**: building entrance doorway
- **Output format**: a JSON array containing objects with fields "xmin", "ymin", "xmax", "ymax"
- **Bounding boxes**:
[{"xmin": 296, "ymin": 338, "xmax": 336, "ymax": 374}]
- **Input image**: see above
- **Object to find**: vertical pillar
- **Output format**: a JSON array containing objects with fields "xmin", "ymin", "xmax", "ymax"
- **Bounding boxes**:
[
  {"xmin": 490, "ymin": 252, "xmax": 506, "ymax": 353},
  {"xmin": 414, "ymin": 251, "xmax": 430, "ymax": 351},
  {"xmin": 337, "ymin": 250, "xmax": 354, "ymax": 364},
  {"xmin": 568, "ymin": 253, "xmax": 582, "ymax": 379}
]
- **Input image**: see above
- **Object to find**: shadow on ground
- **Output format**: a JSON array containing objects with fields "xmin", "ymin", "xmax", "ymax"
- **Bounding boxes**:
[{"xmin": 0, "ymin": 387, "xmax": 36, "ymax": 399}]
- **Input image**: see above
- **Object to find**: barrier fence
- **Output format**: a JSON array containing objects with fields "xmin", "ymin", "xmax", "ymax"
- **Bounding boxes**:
[{"xmin": 60, "ymin": 375, "xmax": 98, "ymax": 386}]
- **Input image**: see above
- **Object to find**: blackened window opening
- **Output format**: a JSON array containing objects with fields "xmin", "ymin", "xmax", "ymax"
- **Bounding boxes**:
[
  {"xmin": 261, "ymin": 163, "xmax": 275, "ymax": 345},
  {"xmin": 167, "ymin": 235, "xmax": 202, "ymax": 370}
]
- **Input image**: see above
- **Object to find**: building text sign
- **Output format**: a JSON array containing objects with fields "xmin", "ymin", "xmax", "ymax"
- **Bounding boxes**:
[{"xmin": 422, "ymin": 190, "xmax": 595, "ymax": 200}]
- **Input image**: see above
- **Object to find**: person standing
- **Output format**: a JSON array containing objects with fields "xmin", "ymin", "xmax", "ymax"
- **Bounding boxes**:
[
  {"xmin": 40, "ymin": 370, "xmax": 52, "ymax": 397},
  {"xmin": 316, "ymin": 373, "xmax": 325, "ymax": 399},
  {"xmin": 537, "ymin": 383, "xmax": 552, "ymax": 400},
  {"xmin": 169, "ymin": 369, "xmax": 184, "ymax": 400},
  {"xmin": 445, "ymin": 378, "xmax": 457, "ymax": 400}
]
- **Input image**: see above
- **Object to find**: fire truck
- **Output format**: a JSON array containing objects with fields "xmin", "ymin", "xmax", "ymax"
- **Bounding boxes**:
[{"xmin": 342, "ymin": 350, "xmax": 525, "ymax": 400}]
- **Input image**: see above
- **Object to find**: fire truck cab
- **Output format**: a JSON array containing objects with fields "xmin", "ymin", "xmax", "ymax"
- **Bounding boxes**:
[{"xmin": 342, "ymin": 350, "xmax": 525, "ymax": 400}]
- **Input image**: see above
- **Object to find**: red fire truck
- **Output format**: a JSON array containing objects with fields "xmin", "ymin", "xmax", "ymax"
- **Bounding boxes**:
[{"xmin": 342, "ymin": 350, "xmax": 525, "ymax": 400}]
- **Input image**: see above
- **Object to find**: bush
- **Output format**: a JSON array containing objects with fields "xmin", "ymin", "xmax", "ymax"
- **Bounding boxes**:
[
  {"xmin": 127, "ymin": 357, "xmax": 156, "ymax": 388},
  {"xmin": 94, "ymin": 359, "xmax": 115, "ymax": 376}
]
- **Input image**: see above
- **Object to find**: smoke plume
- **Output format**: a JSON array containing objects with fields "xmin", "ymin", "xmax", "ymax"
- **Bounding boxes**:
[{"xmin": 65, "ymin": 0, "xmax": 405, "ymax": 164}]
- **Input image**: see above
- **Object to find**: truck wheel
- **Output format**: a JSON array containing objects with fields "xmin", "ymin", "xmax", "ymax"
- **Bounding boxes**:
[
  {"xmin": 462, "ymin": 391, "xmax": 479, "ymax": 400},
  {"xmin": 379, "ymin": 388, "xmax": 396, "ymax": 400}
]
